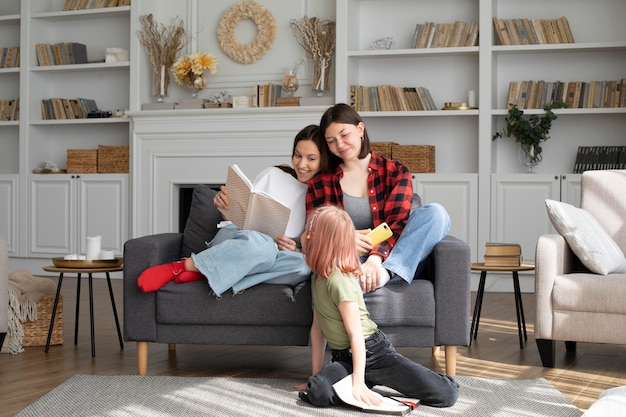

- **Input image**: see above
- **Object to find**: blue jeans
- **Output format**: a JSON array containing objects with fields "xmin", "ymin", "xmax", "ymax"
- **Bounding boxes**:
[
  {"xmin": 191, "ymin": 224, "xmax": 311, "ymax": 297},
  {"xmin": 382, "ymin": 203, "xmax": 451, "ymax": 283},
  {"xmin": 304, "ymin": 329, "xmax": 459, "ymax": 408}
]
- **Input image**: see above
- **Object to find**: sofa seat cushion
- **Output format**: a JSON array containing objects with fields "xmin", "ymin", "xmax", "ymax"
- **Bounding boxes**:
[
  {"xmin": 553, "ymin": 273, "xmax": 626, "ymax": 314},
  {"xmin": 156, "ymin": 280, "xmax": 313, "ymax": 327},
  {"xmin": 364, "ymin": 279, "xmax": 435, "ymax": 327}
]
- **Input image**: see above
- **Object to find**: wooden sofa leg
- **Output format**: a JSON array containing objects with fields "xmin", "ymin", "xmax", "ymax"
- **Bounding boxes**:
[
  {"xmin": 536, "ymin": 338, "xmax": 555, "ymax": 368},
  {"xmin": 137, "ymin": 341, "xmax": 148, "ymax": 376},
  {"xmin": 444, "ymin": 346, "xmax": 457, "ymax": 376},
  {"xmin": 168, "ymin": 343, "xmax": 176, "ymax": 351}
]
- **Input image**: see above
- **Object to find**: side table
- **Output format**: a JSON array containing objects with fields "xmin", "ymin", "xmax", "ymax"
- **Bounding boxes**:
[
  {"xmin": 42, "ymin": 264, "xmax": 124, "ymax": 357},
  {"xmin": 469, "ymin": 262, "xmax": 535, "ymax": 350}
]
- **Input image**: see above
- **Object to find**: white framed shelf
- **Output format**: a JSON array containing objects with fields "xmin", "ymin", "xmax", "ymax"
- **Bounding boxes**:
[
  {"xmin": 30, "ymin": 6, "xmax": 130, "ymax": 21},
  {"xmin": 492, "ymin": 41, "xmax": 626, "ymax": 54},
  {"xmin": 359, "ymin": 110, "xmax": 479, "ymax": 117},
  {"xmin": 347, "ymin": 46, "xmax": 479, "ymax": 58},
  {"xmin": 30, "ymin": 61, "xmax": 130, "ymax": 72},
  {"xmin": 30, "ymin": 117, "xmax": 130, "ymax": 125},
  {"xmin": 0, "ymin": 14, "xmax": 20, "ymax": 22}
]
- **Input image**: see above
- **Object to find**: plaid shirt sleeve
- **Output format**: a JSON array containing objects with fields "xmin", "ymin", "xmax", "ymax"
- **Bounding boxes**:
[{"xmin": 368, "ymin": 155, "xmax": 413, "ymax": 260}]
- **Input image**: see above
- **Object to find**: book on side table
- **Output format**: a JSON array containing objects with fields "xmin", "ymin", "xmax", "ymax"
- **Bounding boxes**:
[
  {"xmin": 332, "ymin": 374, "xmax": 419, "ymax": 415},
  {"xmin": 484, "ymin": 242, "xmax": 522, "ymax": 267}
]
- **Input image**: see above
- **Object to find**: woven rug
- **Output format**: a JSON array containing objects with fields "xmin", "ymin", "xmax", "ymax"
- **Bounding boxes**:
[{"xmin": 16, "ymin": 374, "xmax": 582, "ymax": 417}]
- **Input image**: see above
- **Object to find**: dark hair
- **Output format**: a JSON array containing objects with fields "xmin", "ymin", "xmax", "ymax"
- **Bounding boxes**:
[
  {"xmin": 319, "ymin": 103, "xmax": 371, "ymax": 160},
  {"xmin": 292, "ymin": 124, "xmax": 332, "ymax": 174}
]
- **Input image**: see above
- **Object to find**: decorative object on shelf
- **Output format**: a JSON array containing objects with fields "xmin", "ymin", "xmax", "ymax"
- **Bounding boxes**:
[
  {"xmin": 137, "ymin": 14, "xmax": 189, "ymax": 102},
  {"xmin": 492, "ymin": 101, "xmax": 566, "ymax": 172},
  {"xmin": 369, "ymin": 36, "xmax": 394, "ymax": 50},
  {"xmin": 172, "ymin": 52, "xmax": 218, "ymax": 99},
  {"xmin": 204, "ymin": 90, "xmax": 233, "ymax": 108},
  {"xmin": 104, "ymin": 47, "xmax": 129, "ymax": 63},
  {"xmin": 217, "ymin": 1, "xmax": 276, "ymax": 64},
  {"xmin": 281, "ymin": 57, "xmax": 305, "ymax": 97},
  {"xmin": 290, "ymin": 16, "xmax": 336, "ymax": 96}
]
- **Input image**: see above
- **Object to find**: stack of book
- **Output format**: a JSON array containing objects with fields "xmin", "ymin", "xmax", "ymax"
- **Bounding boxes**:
[
  {"xmin": 484, "ymin": 242, "xmax": 522, "ymax": 267},
  {"xmin": 492, "ymin": 16, "xmax": 574, "ymax": 45},
  {"xmin": 411, "ymin": 20, "xmax": 479, "ymax": 48},
  {"xmin": 349, "ymin": 85, "xmax": 437, "ymax": 112},
  {"xmin": 0, "ymin": 47, "xmax": 20, "ymax": 68},
  {"xmin": 0, "ymin": 99, "xmax": 19, "ymax": 121},
  {"xmin": 40, "ymin": 97, "xmax": 98, "ymax": 120},
  {"xmin": 573, "ymin": 146, "xmax": 626, "ymax": 172},
  {"xmin": 35, "ymin": 42, "xmax": 88, "ymax": 66},
  {"xmin": 506, "ymin": 79, "xmax": 626, "ymax": 110}
]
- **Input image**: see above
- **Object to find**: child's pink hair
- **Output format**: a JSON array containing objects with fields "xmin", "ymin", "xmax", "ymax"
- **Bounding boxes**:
[{"xmin": 304, "ymin": 205, "xmax": 360, "ymax": 278}]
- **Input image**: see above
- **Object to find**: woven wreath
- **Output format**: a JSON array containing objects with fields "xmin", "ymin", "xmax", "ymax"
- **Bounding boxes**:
[{"xmin": 217, "ymin": 1, "xmax": 276, "ymax": 64}]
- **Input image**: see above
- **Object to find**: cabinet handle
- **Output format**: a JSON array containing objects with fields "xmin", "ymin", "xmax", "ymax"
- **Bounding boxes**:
[
  {"xmin": 562, "ymin": 175, "xmax": 567, "ymax": 180},
  {"xmin": 554, "ymin": 175, "xmax": 559, "ymax": 180}
]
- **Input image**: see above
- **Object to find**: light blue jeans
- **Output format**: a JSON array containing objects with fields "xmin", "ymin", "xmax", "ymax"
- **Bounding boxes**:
[
  {"xmin": 191, "ymin": 224, "xmax": 311, "ymax": 297},
  {"xmin": 382, "ymin": 203, "xmax": 451, "ymax": 283}
]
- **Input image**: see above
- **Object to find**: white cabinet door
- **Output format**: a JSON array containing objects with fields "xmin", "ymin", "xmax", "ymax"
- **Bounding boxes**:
[
  {"xmin": 491, "ymin": 174, "xmax": 582, "ymax": 264},
  {"xmin": 0, "ymin": 175, "xmax": 18, "ymax": 255},
  {"xmin": 77, "ymin": 175, "xmax": 128, "ymax": 256},
  {"xmin": 413, "ymin": 174, "xmax": 478, "ymax": 260},
  {"xmin": 30, "ymin": 174, "xmax": 127, "ymax": 257},
  {"xmin": 30, "ymin": 175, "xmax": 75, "ymax": 256}
]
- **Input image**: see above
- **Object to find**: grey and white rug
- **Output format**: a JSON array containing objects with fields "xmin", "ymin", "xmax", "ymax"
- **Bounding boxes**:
[{"xmin": 16, "ymin": 374, "xmax": 582, "ymax": 417}]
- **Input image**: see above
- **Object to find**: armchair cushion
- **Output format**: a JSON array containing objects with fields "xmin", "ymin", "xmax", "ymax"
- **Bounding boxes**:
[
  {"xmin": 545, "ymin": 199, "xmax": 626, "ymax": 275},
  {"xmin": 181, "ymin": 185, "xmax": 222, "ymax": 258}
]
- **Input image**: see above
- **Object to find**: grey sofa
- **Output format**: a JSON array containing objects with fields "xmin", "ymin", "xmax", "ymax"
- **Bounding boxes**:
[{"xmin": 124, "ymin": 185, "xmax": 471, "ymax": 376}]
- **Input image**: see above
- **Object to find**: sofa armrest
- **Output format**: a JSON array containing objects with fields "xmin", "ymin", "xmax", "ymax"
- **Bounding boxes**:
[
  {"xmin": 123, "ymin": 233, "xmax": 183, "ymax": 342},
  {"xmin": 429, "ymin": 235, "xmax": 471, "ymax": 346},
  {"xmin": 534, "ymin": 234, "xmax": 579, "ymax": 339}
]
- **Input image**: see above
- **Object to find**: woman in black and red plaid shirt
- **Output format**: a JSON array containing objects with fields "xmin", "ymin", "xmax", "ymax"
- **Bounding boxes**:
[{"xmin": 306, "ymin": 103, "xmax": 451, "ymax": 292}]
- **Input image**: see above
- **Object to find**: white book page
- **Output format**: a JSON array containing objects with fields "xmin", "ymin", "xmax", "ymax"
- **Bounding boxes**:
[{"xmin": 332, "ymin": 374, "xmax": 414, "ymax": 415}]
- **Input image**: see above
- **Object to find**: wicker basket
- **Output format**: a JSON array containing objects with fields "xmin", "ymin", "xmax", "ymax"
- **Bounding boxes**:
[
  {"xmin": 67, "ymin": 149, "xmax": 98, "ymax": 173},
  {"xmin": 97, "ymin": 145, "xmax": 129, "ymax": 173},
  {"xmin": 370, "ymin": 141, "xmax": 398, "ymax": 159},
  {"xmin": 392, "ymin": 144, "xmax": 436, "ymax": 173},
  {"xmin": 22, "ymin": 295, "xmax": 63, "ymax": 347}
]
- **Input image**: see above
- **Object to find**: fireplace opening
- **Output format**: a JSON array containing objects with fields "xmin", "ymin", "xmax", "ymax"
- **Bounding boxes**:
[{"xmin": 178, "ymin": 185, "xmax": 222, "ymax": 232}]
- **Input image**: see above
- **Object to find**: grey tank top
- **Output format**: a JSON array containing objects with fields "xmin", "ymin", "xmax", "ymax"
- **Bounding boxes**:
[{"xmin": 343, "ymin": 193, "xmax": 373, "ymax": 230}]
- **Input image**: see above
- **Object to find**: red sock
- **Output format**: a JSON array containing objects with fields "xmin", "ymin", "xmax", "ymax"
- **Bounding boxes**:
[
  {"xmin": 175, "ymin": 271, "xmax": 204, "ymax": 284},
  {"xmin": 137, "ymin": 260, "xmax": 185, "ymax": 292}
]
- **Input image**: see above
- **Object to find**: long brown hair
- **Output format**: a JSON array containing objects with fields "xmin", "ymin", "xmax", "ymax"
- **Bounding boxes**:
[
  {"xmin": 304, "ymin": 205, "xmax": 360, "ymax": 278},
  {"xmin": 319, "ymin": 103, "xmax": 371, "ymax": 162}
]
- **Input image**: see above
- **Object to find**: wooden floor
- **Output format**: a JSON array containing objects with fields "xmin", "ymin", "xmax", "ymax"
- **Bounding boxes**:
[{"xmin": 2, "ymin": 276, "xmax": 626, "ymax": 416}]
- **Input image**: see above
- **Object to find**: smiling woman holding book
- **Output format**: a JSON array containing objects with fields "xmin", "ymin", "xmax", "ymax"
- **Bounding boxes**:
[{"xmin": 137, "ymin": 124, "xmax": 330, "ymax": 296}]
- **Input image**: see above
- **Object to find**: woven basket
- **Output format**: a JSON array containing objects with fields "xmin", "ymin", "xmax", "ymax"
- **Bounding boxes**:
[
  {"xmin": 97, "ymin": 145, "xmax": 129, "ymax": 173},
  {"xmin": 392, "ymin": 144, "xmax": 436, "ymax": 173},
  {"xmin": 67, "ymin": 149, "xmax": 97, "ymax": 173},
  {"xmin": 23, "ymin": 295, "xmax": 64, "ymax": 347},
  {"xmin": 370, "ymin": 141, "xmax": 398, "ymax": 159}
]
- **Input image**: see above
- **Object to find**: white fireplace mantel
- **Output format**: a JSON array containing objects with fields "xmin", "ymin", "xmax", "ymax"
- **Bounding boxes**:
[{"xmin": 128, "ymin": 107, "xmax": 327, "ymax": 238}]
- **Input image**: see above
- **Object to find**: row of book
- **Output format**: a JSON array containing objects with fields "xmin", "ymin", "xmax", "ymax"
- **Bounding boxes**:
[
  {"xmin": 0, "ymin": 47, "xmax": 20, "ymax": 69},
  {"xmin": 35, "ymin": 43, "xmax": 88, "ymax": 66},
  {"xmin": 411, "ymin": 21, "xmax": 479, "ymax": 49},
  {"xmin": 506, "ymin": 79, "xmax": 626, "ymax": 110},
  {"xmin": 484, "ymin": 242, "xmax": 522, "ymax": 267},
  {"xmin": 251, "ymin": 83, "xmax": 283, "ymax": 107},
  {"xmin": 349, "ymin": 85, "xmax": 437, "ymax": 112},
  {"xmin": 40, "ymin": 97, "xmax": 99, "ymax": 120},
  {"xmin": 573, "ymin": 146, "xmax": 626, "ymax": 173},
  {"xmin": 493, "ymin": 16, "xmax": 574, "ymax": 46},
  {"xmin": 63, "ymin": 0, "xmax": 130, "ymax": 10},
  {"xmin": 0, "ymin": 99, "xmax": 19, "ymax": 121}
]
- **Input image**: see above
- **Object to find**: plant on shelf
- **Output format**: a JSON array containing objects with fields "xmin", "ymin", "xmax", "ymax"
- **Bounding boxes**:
[
  {"xmin": 492, "ymin": 100, "xmax": 567, "ymax": 171},
  {"xmin": 172, "ymin": 52, "xmax": 219, "ymax": 99}
]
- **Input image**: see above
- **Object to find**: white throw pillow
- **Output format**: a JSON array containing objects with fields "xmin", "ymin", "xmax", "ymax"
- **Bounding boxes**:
[{"xmin": 545, "ymin": 199, "xmax": 626, "ymax": 275}]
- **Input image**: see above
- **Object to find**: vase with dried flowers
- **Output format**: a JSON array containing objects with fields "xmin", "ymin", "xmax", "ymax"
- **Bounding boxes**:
[
  {"xmin": 281, "ymin": 57, "xmax": 306, "ymax": 97},
  {"xmin": 289, "ymin": 17, "xmax": 336, "ymax": 96},
  {"xmin": 137, "ymin": 14, "xmax": 189, "ymax": 101},
  {"xmin": 172, "ymin": 52, "xmax": 219, "ymax": 99}
]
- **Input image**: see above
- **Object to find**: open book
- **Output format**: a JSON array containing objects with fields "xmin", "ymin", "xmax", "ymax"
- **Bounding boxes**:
[
  {"xmin": 332, "ymin": 374, "xmax": 419, "ymax": 415},
  {"xmin": 217, "ymin": 165, "xmax": 306, "ymax": 239}
]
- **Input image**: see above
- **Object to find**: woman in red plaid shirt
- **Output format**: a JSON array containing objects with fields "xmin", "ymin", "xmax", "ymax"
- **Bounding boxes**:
[{"xmin": 306, "ymin": 103, "xmax": 450, "ymax": 292}]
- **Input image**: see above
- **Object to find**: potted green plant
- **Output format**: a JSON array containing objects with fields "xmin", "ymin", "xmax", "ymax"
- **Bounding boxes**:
[{"xmin": 492, "ymin": 101, "xmax": 567, "ymax": 171}]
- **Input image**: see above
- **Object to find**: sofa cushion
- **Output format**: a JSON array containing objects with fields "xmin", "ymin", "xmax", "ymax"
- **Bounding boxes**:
[
  {"xmin": 364, "ymin": 279, "xmax": 435, "ymax": 327},
  {"xmin": 545, "ymin": 199, "xmax": 626, "ymax": 275},
  {"xmin": 181, "ymin": 185, "xmax": 223, "ymax": 258}
]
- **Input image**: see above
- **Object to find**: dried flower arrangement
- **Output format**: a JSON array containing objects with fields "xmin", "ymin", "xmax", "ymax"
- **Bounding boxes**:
[
  {"xmin": 172, "ymin": 52, "xmax": 218, "ymax": 91},
  {"xmin": 137, "ymin": 14, "xmax": 189, "ymax": 98},
  {"xmin": 290, "ymin": 16, "xmax": 336, "ymax": 94}
]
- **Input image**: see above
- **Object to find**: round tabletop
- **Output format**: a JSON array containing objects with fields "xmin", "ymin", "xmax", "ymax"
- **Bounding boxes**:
[
  {"xmin": 471, "ymin": 262, "xmax": 535, "ymax": 272},
  {"xmin": 43, "ymin": 265, "xmax": 124, "ymax": 273}
]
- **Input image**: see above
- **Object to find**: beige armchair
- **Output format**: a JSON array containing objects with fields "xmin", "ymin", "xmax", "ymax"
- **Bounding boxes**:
[{"xmin": 535, "ymin": 170, "xmax": 626, "ymax": 367}]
